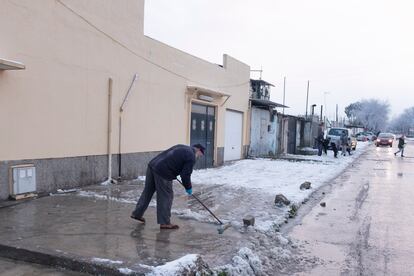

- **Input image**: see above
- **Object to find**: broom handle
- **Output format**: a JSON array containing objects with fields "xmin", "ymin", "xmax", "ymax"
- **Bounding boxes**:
[
  {"xmin": 175, "ymin": 179, "xmax": 223, "ymax": 225},
  {"xmin": 191, "ymin": 194, "xmax": 223, "ymax": 225}
]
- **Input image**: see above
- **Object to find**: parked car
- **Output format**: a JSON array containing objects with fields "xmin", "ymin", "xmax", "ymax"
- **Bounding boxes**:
[
  {"xmin": 375, "ymin": 133, "xmax": 394, "ymax": 147},
  {"xmin": 355, "ymin": 131, "xmax": 376, "ymax": 141},
  {"xmin": 355, "ymin": 132, "xmax": 369, "ymax": 141},
  {"xmin": 327, "ymin": 127, "xmax": 356, "ymax": 150}
]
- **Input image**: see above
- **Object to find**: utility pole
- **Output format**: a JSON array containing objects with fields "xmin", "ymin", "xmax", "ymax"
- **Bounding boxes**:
[
  {"xmin": 282, "ymin": 76, "xmax": 286, "ymax": 114},
  {"xmin": 336, "ymin": 104, "xmax": 339, "ymax": 124},
  {"xmin": 320, "ymin": 105, "xmax": 323, "ymax": 123},
  {"xmin": 323, "ymin": 91, "xmax": 330, "ymax": 124},
  {"xmin": 305, "ymin": 80, "xmax": 309, "ymax": 119},
  {"xmin": 250, "ymin": 67, "xmax": 263, "ymax": 80}
]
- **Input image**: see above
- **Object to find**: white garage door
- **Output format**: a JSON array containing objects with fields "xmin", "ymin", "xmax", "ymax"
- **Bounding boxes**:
[{"xmin": 224, "ymin": 110, "xmax": 243, "ymax": 161}]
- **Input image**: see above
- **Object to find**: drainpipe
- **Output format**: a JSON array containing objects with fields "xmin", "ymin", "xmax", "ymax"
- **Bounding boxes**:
[
  {"xmin": 118, "ymin": 74, "xmax": 139, "ymax": 181},
  {"xmin": 248, "ymin": 99, "xmax": 252, "ymax": 158},
  {"xmin": 107, "ymin": 78, "xmax": 114, "ymax": 183}
]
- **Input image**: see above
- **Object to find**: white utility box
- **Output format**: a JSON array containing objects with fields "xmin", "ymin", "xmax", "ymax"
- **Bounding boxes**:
[{"xmin": 10, "ymin": 165, "xmax": 36, "ymax": 196}]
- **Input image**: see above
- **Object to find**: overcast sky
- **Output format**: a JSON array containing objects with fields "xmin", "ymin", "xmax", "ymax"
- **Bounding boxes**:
[{"xmin": 144, "ymin": 0, "xmax": 414, "ymax": 120}]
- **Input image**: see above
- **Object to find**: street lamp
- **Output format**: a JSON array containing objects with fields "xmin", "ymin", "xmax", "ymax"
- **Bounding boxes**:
[{"xmin": 311, "ymin": 104, "xmax": 317, "ymax": 116}]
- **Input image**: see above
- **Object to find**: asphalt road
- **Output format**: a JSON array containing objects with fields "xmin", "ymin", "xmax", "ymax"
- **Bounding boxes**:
[{"xmin": 286, "ymin": 140, "xmax": 414, "ymax": 275}]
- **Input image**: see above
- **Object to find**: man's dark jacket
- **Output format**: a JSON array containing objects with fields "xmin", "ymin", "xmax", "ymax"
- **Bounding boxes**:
[
  {"xmin": 149, "ymin": 144, "xmax": 196, "ymax": 189},
  {"xmin": 398, "ymin": 137, "xmax": 405, "ymax": 149}
]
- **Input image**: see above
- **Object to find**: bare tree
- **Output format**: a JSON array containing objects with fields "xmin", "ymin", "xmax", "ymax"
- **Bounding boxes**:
[
  {"xmin": 345, "ymin": 99, "xmax": 390, "ymax": 132},
  {"xmin": 388, "ymin": 107, "xmax": 414, "ymax": 134}
]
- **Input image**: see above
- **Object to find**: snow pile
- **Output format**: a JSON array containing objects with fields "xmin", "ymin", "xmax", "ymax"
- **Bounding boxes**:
[
  {"xmin": 118, "ymin": 267, "xmax": 134, "ymax": 275},
  {"xmin": 215, "ymin": 247, "xmax": 262, "ymax": 275},
  {"xmin": 91, "ymin": 257, "xmax": 123, "ymax": 265},
  {"xmin": 142, "ymin": 254, "xmax": 212, "ymax": 276},
  {"xmin": 172, "ymin": 208, "xmax": 210, "ymax": 222},
  {"xmin": 77, "ymin": 190, "xmax": 137, "ymax": 204}
]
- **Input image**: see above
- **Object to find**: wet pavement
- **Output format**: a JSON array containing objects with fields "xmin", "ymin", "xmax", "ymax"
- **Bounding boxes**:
[
  {"xmin": 0, "ymin": 257, "xmax": 85, "ymax": 276},
  {"xmin": 0, "ymin": 185, "xmax": 244, "ymax": 274},
  {"xmin": 1, "ymin": 142, "xmax": 407, "ymax": 275},
  {"xmin": 286, "ymin": 141, "xmax": 414, "ymax": 275}
]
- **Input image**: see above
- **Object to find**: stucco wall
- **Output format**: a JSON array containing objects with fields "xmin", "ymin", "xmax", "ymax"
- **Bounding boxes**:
[
  {"xmin": 0, "ymin": 0, "xmax": 250, "ymax": 198},
  {"xmin": 0, "ymin": 0, "xmax": 249, "ymax": 161}
]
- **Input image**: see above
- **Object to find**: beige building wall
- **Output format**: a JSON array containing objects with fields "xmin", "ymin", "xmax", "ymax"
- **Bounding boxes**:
[
  {"xmin": 0, "ymin": 0, "xmax": 250, "ymax": 199},
  {"xmin": 0, "ymin": 0, "xmax": 249, "ymax": 161}
]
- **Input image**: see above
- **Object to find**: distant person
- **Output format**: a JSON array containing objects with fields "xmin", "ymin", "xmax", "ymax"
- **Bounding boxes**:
[
  {"xmin": 322, "ymin": 137, "xmax": 330, "ymax": 155},
  {"xmin": 340, "ymin": 130, "xmax": 351, "ymax": 156},
  {"xmin": 316, "ymin": 122, "xmax": 325, "ymax": 156},
  {"xmin": 131, "ymin": 144, "xmax": 205, "ymax": 229},
  {"xmin": 346, "ymin": 137, "xmax": 352, "ymax": 155},
  {"xmin": 394, "ymin": 135, "xmax": 406, "ymax": 157},
  {"xmin": 331, "ymin": 139, "xmax": 339, "ymax": 158}
]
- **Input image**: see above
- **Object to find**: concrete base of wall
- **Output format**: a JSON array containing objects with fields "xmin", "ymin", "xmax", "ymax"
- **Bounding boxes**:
[
  {"xmin": 216, "ymin": 147, "xmax": 224, "ymax": 166},
  {"xmin": 0, "ymin": 146, "xmax": 246, "ymax": 200},
  {"xmin": 243, "ymin": 145, "xmax": 250, "ymax": 158},
  {"xmin": 0, "ymin": 151, "xmax": 160, "ymax": 200}
]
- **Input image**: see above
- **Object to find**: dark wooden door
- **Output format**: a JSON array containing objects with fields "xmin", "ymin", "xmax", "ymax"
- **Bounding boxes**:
[
  {"xmin": 190, "ymin": 103, "xmax": 215, "ymax": 169},
  {"xmin": 287, "ymin": 117, "xmax": 297, "ymax": 154}
]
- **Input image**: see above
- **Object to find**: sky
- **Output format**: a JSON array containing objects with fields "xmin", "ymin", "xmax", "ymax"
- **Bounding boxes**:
[{"xmin": 144, "ymin": 0, "xmax": 414, "ymax": 120}]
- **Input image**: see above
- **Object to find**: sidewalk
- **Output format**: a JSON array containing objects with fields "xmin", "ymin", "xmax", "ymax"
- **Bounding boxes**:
[
  {"xmin": 0, "ymin": 257, "xmax": 85, "ymax": 276},
  {"xmin": 0, "ymin": 189, "xmax": 243, "ymax": 275}
]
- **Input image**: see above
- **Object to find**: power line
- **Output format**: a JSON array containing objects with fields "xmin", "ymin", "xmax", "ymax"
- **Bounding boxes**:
[{"xmin": 56, "ymin": 0, "xmax": 249, "ymax": 90}]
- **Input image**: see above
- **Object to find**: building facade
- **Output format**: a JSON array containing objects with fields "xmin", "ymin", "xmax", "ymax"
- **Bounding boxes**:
[
  {"xmin": 0, "ymin": 0, "xmax": 250, "ymax": 199},
  {"xmin": 248, "ymin": 79, "xmax": 287, "ymax": 157}
]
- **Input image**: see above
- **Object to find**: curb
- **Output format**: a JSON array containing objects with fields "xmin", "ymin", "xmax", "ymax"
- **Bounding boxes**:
[{"xmin": 0, "ymin": 244, "xmax": 144, "ymax": 276}]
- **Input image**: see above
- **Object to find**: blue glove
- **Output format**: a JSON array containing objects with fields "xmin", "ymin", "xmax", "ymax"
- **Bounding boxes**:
[{"xmin": 185, "ymin": 188, "xmax": 192, "ymax": 195}]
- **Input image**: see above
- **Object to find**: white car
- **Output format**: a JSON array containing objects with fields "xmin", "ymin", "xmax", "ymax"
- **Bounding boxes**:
[{"xmin": 327, "ymin": 127, "xmax": 356, "ymax": 150}]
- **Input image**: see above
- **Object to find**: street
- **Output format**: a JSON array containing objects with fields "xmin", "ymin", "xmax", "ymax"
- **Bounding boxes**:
[{"xmin": 285, "ymin": 140, "xmax": 414, "ymax": 275}]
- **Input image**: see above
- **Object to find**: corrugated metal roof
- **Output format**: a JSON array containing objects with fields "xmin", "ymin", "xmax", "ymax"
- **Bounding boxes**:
[{"xmin": 250, "ymin": 98, "xmax": 288, "ymax": 108}]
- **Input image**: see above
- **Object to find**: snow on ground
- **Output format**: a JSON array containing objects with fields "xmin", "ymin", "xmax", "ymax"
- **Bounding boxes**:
[
  {"xmin": 191, "ymin": 141, "xmax": 369, "ymax": 232},
  {"xmin": 193, "ymin": 143, "xmax": 368, "ymax": 203},
  {"xmin": 77, "ymin": 190, "xmax": 137, "ymax": 205},
  {"xmin": 140, "ymin": 254, "xmax": 206, "ymax": 276},
  {"xmin": 73, "ymin": 142, "xmax": 370, "ymax": 275},
  {"xmin": 91, "ymin": 257, "xmax": 123, "ymax": 265}
]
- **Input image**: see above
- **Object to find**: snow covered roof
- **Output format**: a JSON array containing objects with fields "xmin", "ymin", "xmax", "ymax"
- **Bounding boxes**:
[
  {"xmin": 250, "ymin": 98, "xmax": 288, "ymax": 108},
  {"xmin": 250, "ymin": 79, "xmax": 275, "ymax": 87}
]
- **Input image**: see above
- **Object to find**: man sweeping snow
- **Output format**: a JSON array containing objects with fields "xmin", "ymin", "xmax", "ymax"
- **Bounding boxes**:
[{"xmin": 131, "ymin": 144, "xmax": 205, "ymax": 229}]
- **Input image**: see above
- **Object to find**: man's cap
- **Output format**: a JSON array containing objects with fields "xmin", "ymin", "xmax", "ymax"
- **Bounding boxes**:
[{"xmin": 193, "ymin": 144, "xmax": 205, "ymax": 155}]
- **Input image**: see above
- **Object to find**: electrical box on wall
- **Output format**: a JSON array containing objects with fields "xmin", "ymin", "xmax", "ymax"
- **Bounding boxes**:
[{"xmin": 10, "ymin": 165, "xmax": 37, "ymax": 200}]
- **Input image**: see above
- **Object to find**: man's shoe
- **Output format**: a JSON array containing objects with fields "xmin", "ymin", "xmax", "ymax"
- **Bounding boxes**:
[
  {"xmin": 130, "ymin": 215, "xmax": 145, "ymax": 224},
  {"xmin": 160, "ymin": 224, "xmax": 179, "ymax": 230}
]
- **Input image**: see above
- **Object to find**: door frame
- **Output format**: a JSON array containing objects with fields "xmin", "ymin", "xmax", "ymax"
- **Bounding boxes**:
[
  {"xmin": 187, "ymin": 99, "xmax": 218, "ymax": 166},
  {"xmin": 224, "ymin": 108, "xmax": 244, "ymax": 161}
]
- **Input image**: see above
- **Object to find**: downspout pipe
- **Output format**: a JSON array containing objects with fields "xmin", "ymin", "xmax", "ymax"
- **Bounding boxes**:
[
  {"xmin": 107, "ymin": 78, "xmax": 115, "ymax": 184},
  {"xmin": 118, "ymin": 73, "xmax": 139, "ymax": 181}
]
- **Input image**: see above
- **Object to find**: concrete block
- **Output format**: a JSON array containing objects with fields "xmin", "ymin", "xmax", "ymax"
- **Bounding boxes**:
[
  {"xmin": 300, "ymin": 181, "xmax": 311, "ymax": 190},
  {"xmin": 243, "ymin": 215, "xmax": 255, "ymax": 227}
]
